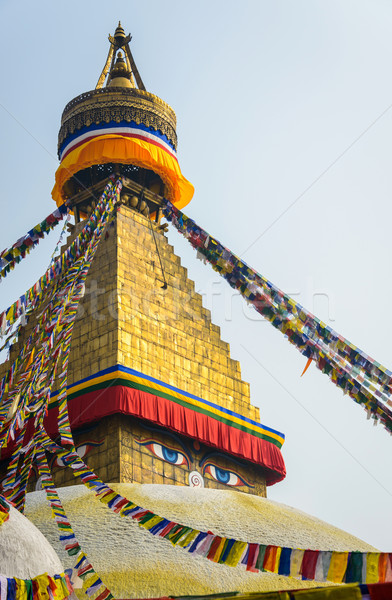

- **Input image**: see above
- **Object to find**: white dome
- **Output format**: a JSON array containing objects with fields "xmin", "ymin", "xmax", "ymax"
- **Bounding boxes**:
[
  {"xmin": 0, "ymin": 503, "xmax": 64, "ymax": 579},
  {"xmin": 25, "ymin": 484, "xmax": 376, "ymax": 598}
]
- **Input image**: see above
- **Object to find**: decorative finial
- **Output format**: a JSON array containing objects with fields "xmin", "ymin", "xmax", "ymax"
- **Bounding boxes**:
[
  {"xmin": 95, "ymin": 22, "xmax": 146, "ymax": 92},
  {"xmin": 114, "ymin": 22, "xmax": 127, "ymax": 47},
  {"xmin": 108, "ymin": 50, "xmax": 134, "ymax": 88}
]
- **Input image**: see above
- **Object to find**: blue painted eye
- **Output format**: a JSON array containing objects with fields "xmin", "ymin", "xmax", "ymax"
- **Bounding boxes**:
[
  {"xmin": 204, "ymin": 464, "xmax": 251, "ymax": 487},
  {"xmin": 143, "ymin": 442, "xmax": 188, "ymax": 466},
  {"xmin": 215, "ymin": 467, "xmax": 230, "ymax": 484},
  {"xmin": 162, "ymin": 447, "xmax": 179, "ymax": 463}
]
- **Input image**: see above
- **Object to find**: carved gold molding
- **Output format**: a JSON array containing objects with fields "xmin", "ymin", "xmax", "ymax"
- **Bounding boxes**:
[{"xmin": 58, "ymin": 88, "xmax": 177, "ymax": 157}]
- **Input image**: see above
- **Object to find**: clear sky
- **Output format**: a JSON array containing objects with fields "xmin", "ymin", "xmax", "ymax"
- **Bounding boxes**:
[{"xmin": 0, "ymin": 0, "xmax": 391, "ymax": 552}]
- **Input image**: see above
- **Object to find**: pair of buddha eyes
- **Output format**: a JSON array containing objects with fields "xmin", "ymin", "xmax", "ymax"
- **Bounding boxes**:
[{"xmin": 141, "ymin": 441, "xmax": 251, "ymax": 488}]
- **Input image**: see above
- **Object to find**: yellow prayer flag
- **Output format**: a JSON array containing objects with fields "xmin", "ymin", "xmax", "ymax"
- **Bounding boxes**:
[
  {"xmin": 59, "ymin": 575, "xmax": 70, "ymax": 599},
  {"xmin": 292, "ymin": 583, "xmax": 362, "ymax": 599},
  {"xmin": 290, "ymin": 549, "xmax": 304, "ymax": 578},
  {"xmin": 83, "ymin": 573, "xmax": 100, "ymax": 590},
  {"xmin": 140, "ymin": 515, "xmax": 163, "ymax": 530},
  {"xmin": 36, "ymin": 573, "xmax": 51, "ymax": 600},
  {"xmin": 237, "ymin": 594, "xmax": 289, "ymax": 600},
  {"xmin": 178, "ymin": 529, "xmax": 199, "ymax": 548},
  {"xmin": 366, "ymin": 552, "xmax": 380, "ymax": 584},
  {"xmin": 212, "ymin": 537, "xmax": 227, "ymax": 563},
  {"xmin": 100, "ymin": 491, "xmax": 117, "ymax": 505},
  {"xmin": 272, "ymin": 546, "xmax": 282, "ymax": 573},
  {"xmin": 327, "ymin": 551, "xmax": 349, "ymax": 583},
  {"xmin": 225, "ymin": 541, "xmax": 247, "ymax": 567},
  {"xmin": 26, "ymin": 347, "xmax": 35, "ymax": 368},
  {"xmin": 14, "ymin": 578, "xmax": 24, "ymax": 600},
  {"xmin": 119, "ymin": 502, "xmax": 136, "ymax": 516}
]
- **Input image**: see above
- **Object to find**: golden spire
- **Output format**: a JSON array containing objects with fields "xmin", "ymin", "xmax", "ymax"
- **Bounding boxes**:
[
  {"xmin": 114, "ymin": 21, "xmax": 127, "ymax": 46},
  {"xmin": 95, "ymin": 22, "xmax": 146, "ymax": 91}
]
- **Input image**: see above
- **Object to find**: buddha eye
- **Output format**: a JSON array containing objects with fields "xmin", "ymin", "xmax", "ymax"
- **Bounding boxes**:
[
  {"xmin": 142, "ymin": 441, "xmax": 189, "ymax": 467},
  {"xmin": 52, "ymin": 440, "xmax": 103, "ymax": 467},
  {"xmin": 76, "ymin": 444, "xmax": 89, "ymax": 458},
  {"xmin": 204, "ymin": 464, "xmax": 250, "ymax": 487},
  {"xmin": 53, "ymin": 455, "xmax": 66, "ymax": 467}
]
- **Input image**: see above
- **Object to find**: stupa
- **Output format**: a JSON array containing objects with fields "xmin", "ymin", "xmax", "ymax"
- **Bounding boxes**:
[
  {"xmin": 0, "ymin": 22, "xmax": 383, "ymax": 600},
  {"xmin": 36, "ymin": 20, "xmax": 286, "ymax": 496}
]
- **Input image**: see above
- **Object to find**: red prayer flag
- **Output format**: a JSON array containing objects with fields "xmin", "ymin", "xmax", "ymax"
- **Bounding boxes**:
[
  {"xmin": 301, "ymin": 549, "xmax": 319, "ymax": 580},
  {"xmin": 246, "ymin": 543, "xmax": 259, "ymax": 572},
  {"xmin": 207, "ymin": 536, "xmax": 222, "ymax": 560}
]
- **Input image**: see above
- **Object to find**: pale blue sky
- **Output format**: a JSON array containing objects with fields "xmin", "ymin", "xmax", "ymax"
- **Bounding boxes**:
[{"xmin": 0, "ymin": 0, "xmax": 391, "ymax": 552}]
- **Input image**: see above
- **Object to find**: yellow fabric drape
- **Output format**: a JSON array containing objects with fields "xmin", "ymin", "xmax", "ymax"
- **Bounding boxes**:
[
  {"xmin": 292, "ymin": 584, "xmax": 362, "ymax": 599},
  {"xmin": 52, "ymin": 135, "xmax": 194, "ymax": 209},
  {"xmin": 366, "ymin": 552, "xmax": 381, "ymax": 583},
  {"xmin": 233, "ymin": 594, "xmax": 291, "ymax": 600},
  {"xmin": 35, "ymin": 574, "xmax": 51, "ymax": 600},
  {"xmin": 273, "ymin": 546, "xmax": 282, "ymax": 573},
  {"xmin": 14, "ymin": 579, "xmax": 26, "ymax": 600},
  {"xmin": 0, "ymin": 510, "xmax": 9, "ymax": 525},
  {"xmin": 290, "ymin": 549, "xmax": 305, "ymax": 578},
  {"xmin": 327, "ymin": 552, "xmax": 349, "ymax": 583},
  {"xmin": 139, "ymin": 514, "xmax": 163, "ymax": 530},
  {"xmin": 178, "ymin": 529, "xmax": 199, "ymax": 548},
  {"xmin": 225, "ymin": 541, "xmax": 247, "ymax": 567}
]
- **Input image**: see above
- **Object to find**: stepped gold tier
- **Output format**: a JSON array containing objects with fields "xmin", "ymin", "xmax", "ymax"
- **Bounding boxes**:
[{"xmin": 0, "ymin": 205, "xmax": 285, "ymax": 494}]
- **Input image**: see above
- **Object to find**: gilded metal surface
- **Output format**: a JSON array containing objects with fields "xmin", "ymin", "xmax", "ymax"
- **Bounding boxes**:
[
  {"xmin": 95, "ymin": 44, "xmax": 115, "ymax": 89},
  {"xmin": 124, "ymin": 43, "xmax": 146, "ymax": 91},
  {"xmin": 107, "ymin": 53, "xmax": 135, "ymax": 88},
  {"xmin": 96, "ymin": 23, "xmax": 143, "ymax": 90},
  {"xmin": 58, "ymin": 87, "xmax": 177, "ymax": 156}
]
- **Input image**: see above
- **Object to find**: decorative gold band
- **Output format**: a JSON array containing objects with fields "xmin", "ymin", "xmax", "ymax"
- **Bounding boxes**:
[{"xmin": 58, "ymin": 87, "xmax": 177, "ymax": 157}]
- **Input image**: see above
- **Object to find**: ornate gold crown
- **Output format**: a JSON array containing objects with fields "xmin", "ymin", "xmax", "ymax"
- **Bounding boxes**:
[{"xmin": 57, "ymin": 22, "xmax": 177, "ymax": 158}]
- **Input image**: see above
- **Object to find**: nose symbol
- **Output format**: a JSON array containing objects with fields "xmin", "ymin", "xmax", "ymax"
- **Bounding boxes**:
[{"xmin": 189, "ymin": 470, "xmax": 204, "ymax": 488}]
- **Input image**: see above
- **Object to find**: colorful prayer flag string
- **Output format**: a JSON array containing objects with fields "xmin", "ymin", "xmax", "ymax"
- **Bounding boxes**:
[
  {"xmin": 34, "ymin": 447, "xmax": 113, "ymax": 600},
  {"xmin": 0, "ymin": 179, "xmax": 119, "ymax": 340},
  {"xmin": 37, "ymin": 432, "xmax": 392, "ymax": 586},
  {"xmin": 162, "ymin": 200, "xmax": 392, "ymax": 435},
  {"xmin": 1, "ymin": 178, "xmax": 391, "ymax": 590},
  {"xmin": 0, "ymin": 180, "xmax": 120, "ymax": 600},
  {"xmin": 0, "ymin": 178, "xmax": 121, "ymax": 484},
  {"xmin": 0, "ymin": 203, "xmax": 69, "ymax": 281},
  {"xmin": 0, "ymin": 567, "xmax": 73, "ymax": 600}
]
